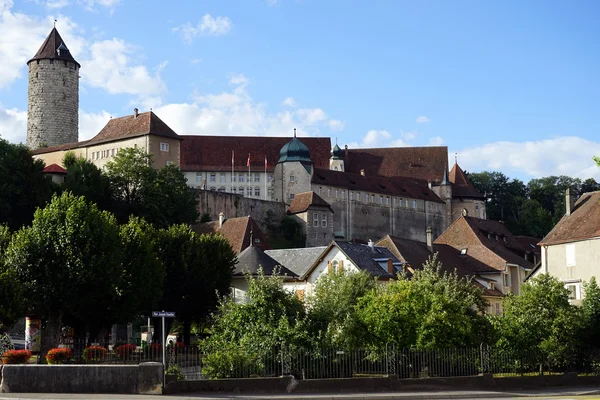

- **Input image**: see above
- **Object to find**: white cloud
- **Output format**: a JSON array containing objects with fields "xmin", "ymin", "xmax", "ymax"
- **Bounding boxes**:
[
  {"xmin": 79, "ymin": 109, "xmax": 111, "ymax": 140},
  {"xmin": 45, "ymin": 0, "xmax": 70, "ymax": 9},
  {"xmin": 416, "ymin": 115, "xmax": 430, "ymax": 124},
  {"xmin": 265, "ymin": 0, "xmax": 279, "ymax": 5},
  {"xmin": 154, "ymin": 77, "xmax": 342, "ymax": 138},
  {"xmin": 80, "ymin": 38, "xmax": 166, "ymax": 99},
  {"xmin": 328, "ymin": 119, "xmax": 344, "ymax": 131},
  {"xmin": 79, "ymin": 0, "xmax": 120, "ymax": 12},
  {"xmin": 173, "ymin": 14, "xmax": 232, "ymax": 43},
  {"xmin": 282, "ymin": 97, "xmax": 296, "ymax": 107},
  {"xmin": 347, "ymin": 129, "xmax": 413, "ymax": 149},
  {"xmin": 400, "ymin": 131, "xmax": 416, "ymax": 141},
  {"xmin": 0, "ymin": 105, "xmax": 27, "ymax": 144},
  {"xmin": 429, "ymin": 136, "xmax": 444, "ymax": 146},
  {"xmin": 453, "ymin": 136, "xmax": 600, "ymax": 180}
]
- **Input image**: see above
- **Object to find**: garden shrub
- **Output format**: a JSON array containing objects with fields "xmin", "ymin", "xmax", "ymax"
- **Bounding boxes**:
[
  {"xmin": 82, "ymin": 345, "xmax": 107, "ymax": 363},
  {"xmin": 1, "ymin": 349, "xmax": 32, "ymax": 364},
  {"xmin": 46, "ymin": 348, "xmax": 72, "ymax": 364}
]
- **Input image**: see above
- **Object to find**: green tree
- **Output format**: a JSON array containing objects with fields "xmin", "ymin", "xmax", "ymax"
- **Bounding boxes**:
[
  {"xmin": 356, "ymin": 255, "xmax": 488, "ymax": 349},
  {"xmin": 62, "ymin": 152, "xmax": 112, "ymax": 210},
  {"xmin": 515, "ymin": 199, "xmax": 553, "ymax": 238},
  {"xmin": 580, "ymin": 277, "xmax": 600, "ymax": 347},
  {"xmin": 528, "ymin": 176, "xmax": 582, "ymax": 224},
  {"xmin": 306, "ymin": 270, "xmax": 377, "ymax": 348},
  {"xmin": 0, "ymin": 139, "xmax": 52, "ymax": 230},
  {"xmin": 5, "ymin": 192, "xmax": 123, "ymax": 359},
  {"xmin": 594, "ymin": 156, "xmax": 600, "ymax": 167},
  {"xmin": 201, "ymin": 271, "xmax": 307, "ymax": 378},
  {"xmin": 105, "ymin": 147, "xmax": 198, "ymax": 227},
  {"xmin": 157, "ymin": 225, "xmax": 236, "ymax": 344},
  {"xmin": 113, "ymin": 217, "xmax": 165, "ymax": 324},
  {"xmin": 0, "ymin": 226, "xmax": 23, "ymax": 330},
  {"xmin": 491, "ymin": 274, "xmax": 580, "ymax": 367}
]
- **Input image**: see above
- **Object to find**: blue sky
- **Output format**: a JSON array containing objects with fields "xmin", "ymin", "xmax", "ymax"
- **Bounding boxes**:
[{"xmin": 1, "ymin": 0, "xmax": 599, "ymax": 181}]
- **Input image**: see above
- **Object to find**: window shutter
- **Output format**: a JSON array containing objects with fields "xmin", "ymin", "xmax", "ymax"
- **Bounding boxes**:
[
  {"xmin": 338, "ymin": 260, "xmax": 344, "ymax": 273},
  {"xmin": 327, "ymin": 261, "xmax": 332, "ymax": 274},
  {"xmin": 295, "ymin": 289, "xmax": 305, "ymax": 301}
]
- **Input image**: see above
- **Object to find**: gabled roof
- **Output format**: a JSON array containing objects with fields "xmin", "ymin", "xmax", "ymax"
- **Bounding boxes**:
[
  {"xmin": 376, "ymin": 235, "xmax": 432, "ymax": 269},
  {"xmin": 311, "ymin": 168, "xmax": 445, "ymax": 203},
  {"xmin": 234, "ymin": 246, "xmax": 297, "ymax": 278},
  {"xmin": 287, "ymin": 192, "xmax": 332, "ymax": 214},
  {"xmin": 434, "ymin": 216, "xmax": 533, "ymax": 271},
  {"xmin": 32, "ymin": 140, "xmax": 90, "ymax": 155},
  {"xmin": 449, "ymin": 163, "xmax": 485, "ymax": 199},
  {"xmin": 28, "ymin": 27, "xmax": 80, "ymax": 67},
  {"xmin": 344, "ymin": 146, "xmax": 448, "ymax": 183},
  {"xmin": 86, "ymin": 111, "xmax": 181, "ymax": 146},
  {"xmin": 192, "ymin": 216, "xmax": 270, "ymax": 254},
  {"xmin": 265, "ymin": 246, "xmax": 327, "ymax": 277},
  {"xmin": 179, "ymin": 136, "xmax": 331, "ymax": 172},
  {"xmin": 42, "ymin": 163, "xmax": 67, "ymax": 174},
  {"xmin": 514, "ymin": 236, "xmax": 542, "ymax": 256},
  {"xmin": 301, "ymin": 241, "xmax": 402, "ymax": 280},
  {"xmin": 539, "ymin": 191, "xmax": 600, "ymax": 246}
]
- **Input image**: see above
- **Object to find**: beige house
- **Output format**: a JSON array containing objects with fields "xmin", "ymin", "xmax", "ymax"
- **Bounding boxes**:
[
  {"xmin": 32, "ymin": 109, "xmax": 181, "ymax": 169},
  {"xmin": 533, "ymin": 190, "xmax": 600, "ymax": 302}
]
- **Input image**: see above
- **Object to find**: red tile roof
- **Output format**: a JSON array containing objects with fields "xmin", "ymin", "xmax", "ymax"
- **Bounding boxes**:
[
  {"xmin": 179, "ymin": 136, "xmax": 331, "ymax": 172},
  {"xmin": 344, "ymin": 146, "xmax": 448, "ymax": 183},
  {"xmin": 87, "ymin": 111, "xmax": 181, "ymax": 146},
  {"xmin": 287, "ymin": 191, "xmax": 332, "ymax": 214},
  {"xmin": 192, "ymin": 216, "xmax": 271, "ymax": 254},
  {"xmin": 311, "ymin": 168, "xmax": 445, "ymax": 203},
  {"xmin": 539, "ymin": 191, "xmax": 600, "ymax": 246},
  {"xmin": 42, "ymin": 163, "xmax": 67, "ymax": 174},
  {"xmin": 434, "ymin": 216, "xmax": 533, "ymax": 271},
  {"xmin": 514, "ymin": 236, "xmax": 542, "ymax": 256},
  {"xmin": 32, "ymin": 140, "xmax": 89, "ymax": 155},
  {"xmin": 28, "ymin": 27, "xmax": 80, "ymax": 67},
  {"xmin": 449, "ymin": 163, "xmax": 485, "ymax": 199}
]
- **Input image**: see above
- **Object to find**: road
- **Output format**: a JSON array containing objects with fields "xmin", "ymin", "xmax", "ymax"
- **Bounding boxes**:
[{"xmin": 1, "ymin": 388, "xmax": 600, "ymax": 400}]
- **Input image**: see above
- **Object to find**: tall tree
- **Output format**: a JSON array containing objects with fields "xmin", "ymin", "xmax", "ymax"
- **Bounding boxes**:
[
  {"xmin": 105, "ymin": 147, "xmax": 198, "ymax": 227},
  {"xmin": 491, "ymin": 274, "xmax": 581, "ymax": 366},
  {"xmin": 5, "ymin": 192, "xmax": 123, "ymax": 359},
  {"xmin": 0, "ymin": 139, "xmax": 52, "ymax": 230},
  {"xmin": 62, "ymin": 152, "xmax": 112, "ymax": 210},
  {"xmin": 356, "ymin": 255, "xmax": 488, "ymax": 349},
  {"xmin": 157, "ymin": 225, "xmax": 236, "ymax": 344},
  {"xmin": 0, "ymin": 226, "xmax": 23, "ymax": 330},
  {"xmin": 528, "ymin": 175, "xmax": 582, "ymax": 223}
]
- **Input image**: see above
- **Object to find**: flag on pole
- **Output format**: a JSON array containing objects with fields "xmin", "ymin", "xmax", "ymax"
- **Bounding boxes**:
[{"xmin": 247, "ymin": 154, "xmax": 251, "ymax": 167}]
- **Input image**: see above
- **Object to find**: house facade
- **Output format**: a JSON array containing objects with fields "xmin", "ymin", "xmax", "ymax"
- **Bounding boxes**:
[{"xmin": 534, "ymin": 190, "xmax": 600, "ymax": 302}]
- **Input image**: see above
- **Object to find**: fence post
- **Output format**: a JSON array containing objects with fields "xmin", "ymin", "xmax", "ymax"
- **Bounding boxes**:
[{"xmin": 386, "ymin": 343, "xmax": 396, "ymax": 376}]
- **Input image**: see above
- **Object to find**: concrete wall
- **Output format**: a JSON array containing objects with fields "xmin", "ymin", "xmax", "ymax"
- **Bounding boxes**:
[
  {"xmin": 293, "ymin": 207, "xmax": 334, "ymax": 247},
  {"xmin": 452, "ymin": 198, "xmax": 486, "ymax": 221},
  {"xmin": 27, "ymin": 59, "xmax": 79, "ymax": 149},
  {"xmin": 273, "ymin": 162, "xmax": 312, "ymax": 204},
  {"xmin": 0, "ymin": 362, "xmax": 162, "ymax": 394},
  {"xmin": 184, "ymin": 170, "xmax": 274, "ymax": 201},
  {"xmin": 195, "ymin": 189, "xmax": 287, "ymax": 233},
  {"xmin": 148, "ymin": 136, "xmax": 181, "ymax": 168},
  {"xmin": 164, "ymin": 372, "xmax": 600, "ymax": 394}
]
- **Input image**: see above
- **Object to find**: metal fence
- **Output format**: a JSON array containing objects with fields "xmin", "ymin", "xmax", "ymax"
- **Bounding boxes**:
[{"xmin": 57, "ymin": 341, "xmax": 600, "ymax": 381}]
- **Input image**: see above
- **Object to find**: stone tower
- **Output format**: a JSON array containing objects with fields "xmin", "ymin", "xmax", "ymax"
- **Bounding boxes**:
[{"xmin": 27, "ymin": 27, "xmax": 80, "ymax": 149}]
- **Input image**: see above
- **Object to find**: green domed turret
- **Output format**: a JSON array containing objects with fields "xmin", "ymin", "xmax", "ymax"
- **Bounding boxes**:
[{"xmin": 278, "ymin": 129, "xmax": 312, "ymax": 164}]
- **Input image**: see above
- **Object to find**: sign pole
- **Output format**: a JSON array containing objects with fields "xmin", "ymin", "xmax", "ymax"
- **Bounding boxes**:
[{"xmin": 152, "ymin": 310, "xmax": 176, "ymax": 388}]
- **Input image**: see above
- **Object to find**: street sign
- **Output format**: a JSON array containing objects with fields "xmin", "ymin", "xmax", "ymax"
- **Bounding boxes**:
[{"xmin": 152, "ymin": 311, "xmax": 175, "ymax": 318}]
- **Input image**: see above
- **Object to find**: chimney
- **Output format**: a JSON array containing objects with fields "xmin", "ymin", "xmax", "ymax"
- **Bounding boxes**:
[
  {"xmin": 367, "ymin": 239, "xmax": 375, "ymax": 251},
  {"xmin": 218, "ymin": 212, "xmax": 225, "ymax": 227},
  {"xmin": 565, "ymin": 187, "xmax": 575, "ymax": 216},
  {"xmin": 133, "ymin": 108, "xmax": 139, "ymax": 118},
  {"xmin": 345, "ymin": 144, "xmax": 348, "ymax": 157},
  {"xmin": 360, "ymin": 169, "xmax": 365, "ymax": 177},
  {"xmin": 426, "ymin": 227, "xmax": 433, "ymax": 253},
  {"xmin": 387, "ymin": 258, "xmax": 394, "ymax": 274}
]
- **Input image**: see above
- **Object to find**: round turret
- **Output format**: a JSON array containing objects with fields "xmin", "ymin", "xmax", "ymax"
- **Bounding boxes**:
[
  {"xmin": 26, "ymin": 27, "xmax": 80, "ymax": 149},
  {"xmin": 331, "ymin": 143, "xmax": 344, "ymax": 159},
  {"xmin": 278, "ymin": 130, "xmax": 312, "ymax": 164}
]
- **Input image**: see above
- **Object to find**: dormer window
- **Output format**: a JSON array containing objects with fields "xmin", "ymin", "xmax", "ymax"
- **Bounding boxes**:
[{"xmin": 488, "ymin": 282, "xmax": 495, "ymax": 290}]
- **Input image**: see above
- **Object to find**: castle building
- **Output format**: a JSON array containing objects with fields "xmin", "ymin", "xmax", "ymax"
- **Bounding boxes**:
[{"xmin": 27, "ymin": 27, "xmax": 80, "ymax": 149}]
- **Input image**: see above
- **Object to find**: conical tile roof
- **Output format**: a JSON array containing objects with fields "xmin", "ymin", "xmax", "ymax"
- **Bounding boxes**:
[{"xmin": 28, "ymin": 27, "xmax": 80, "ymax": 67}]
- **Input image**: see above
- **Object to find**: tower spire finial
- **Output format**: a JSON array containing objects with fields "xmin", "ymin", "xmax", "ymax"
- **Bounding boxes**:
[
  {"xmin": 455, "ymin": 152, "xmax": 458, "ymax": 165},
  {"xmin": 54, "ymin": 19, "xmax": 57, "ymax": 28},
  {"xmin": 249, "ymin": 229, "xmax": 253, "ymax": 247},
  {"xmin": 293, "ymin": 128, "xmax": 296, "ymax": 138}
]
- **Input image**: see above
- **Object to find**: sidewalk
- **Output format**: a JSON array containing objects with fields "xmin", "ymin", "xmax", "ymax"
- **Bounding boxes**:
[{"xmin": 1, "ymin": 387, "xmax": 600, "ymax": 400}]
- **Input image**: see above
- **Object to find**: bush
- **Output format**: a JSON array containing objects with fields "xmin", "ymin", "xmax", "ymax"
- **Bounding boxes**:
[
  {"xmin": 46, "ymin": 348, "xmax": 72, "ymax": 364},
  {"xmin": 114, "ymin": 343, "xmax": 136, "ymax": 360},
  {"xmin": 202, "ymin": 346, "xmax": 267, "ymax": 379},
  {"xmin": 82, "ymin": 345, "xmax": 107, "ymax": 363},
  {"xmin": 1, "ymin": 349, "xmax": 32, "ymax": 364}
]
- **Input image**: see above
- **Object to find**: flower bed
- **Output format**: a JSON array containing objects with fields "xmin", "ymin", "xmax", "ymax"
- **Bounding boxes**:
[
  {"xmin": 114, "ymin": 343, "xmax": 136, "ymax": 360},
  {"xmin": 2, "ymin": 349, "xmax": 32, "ymax": 364},
  {"xmin": 46, "ymin": 347, "xmax": 73, "ymax": 364}
]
